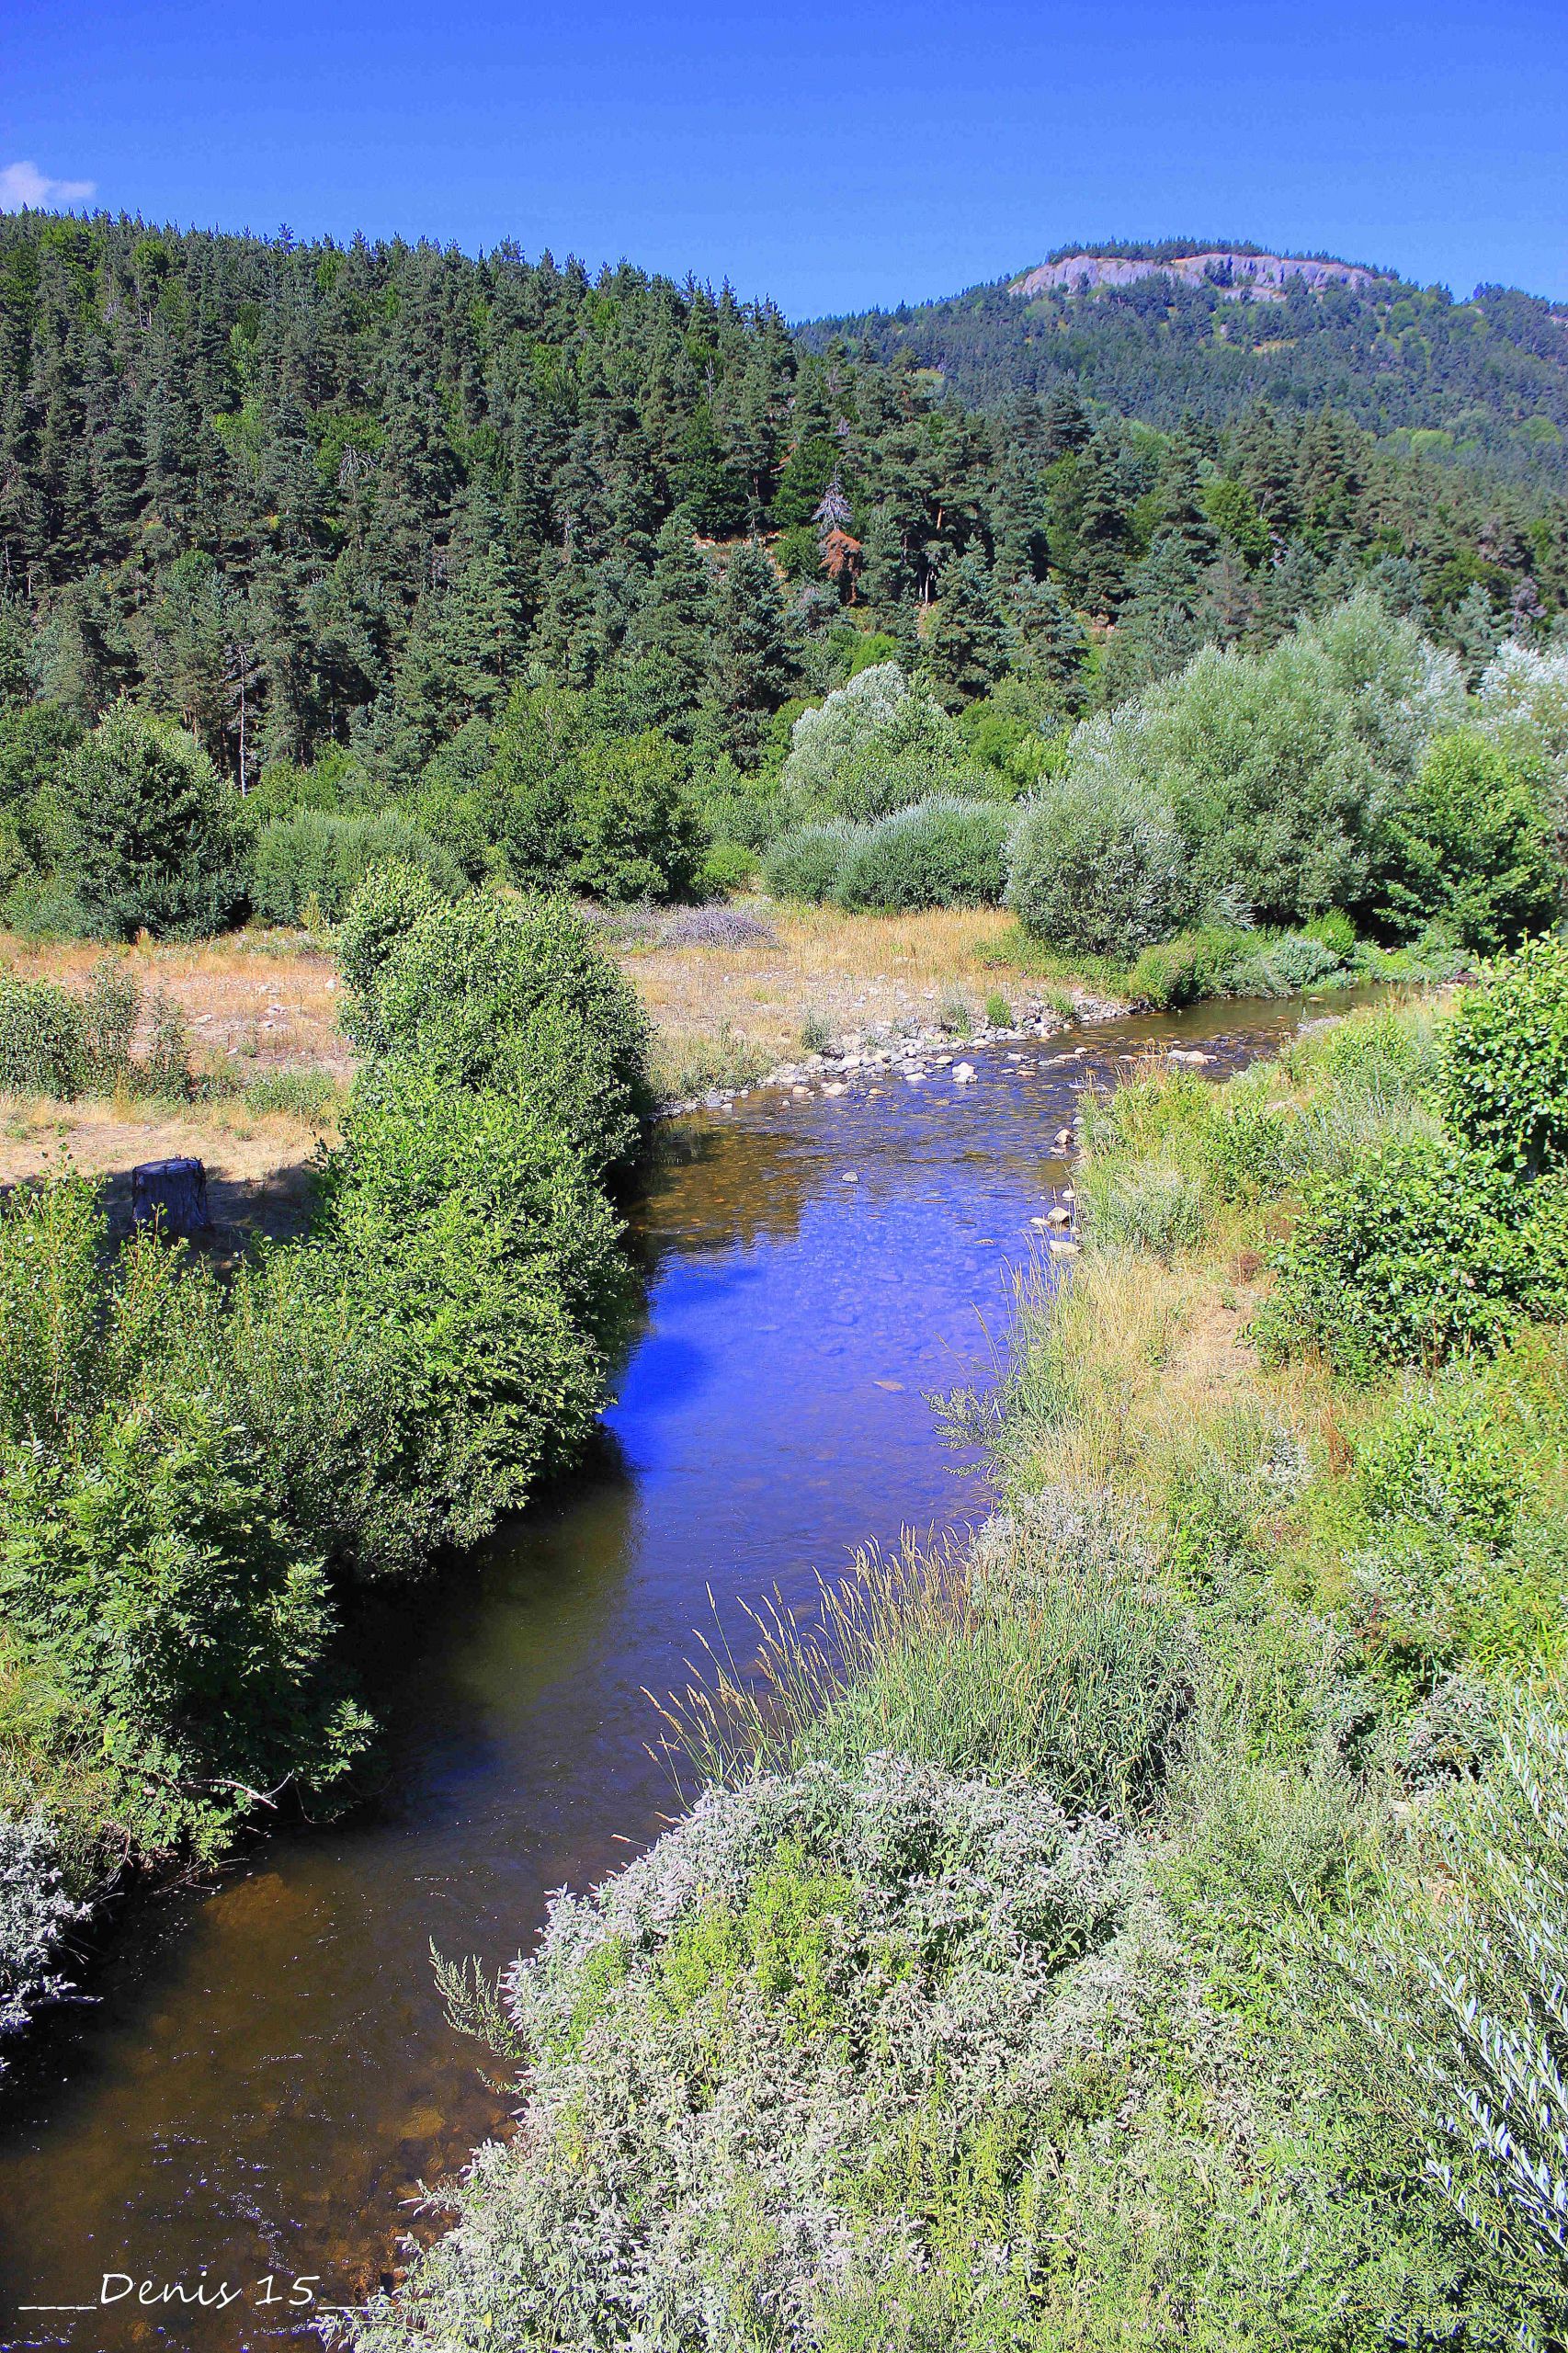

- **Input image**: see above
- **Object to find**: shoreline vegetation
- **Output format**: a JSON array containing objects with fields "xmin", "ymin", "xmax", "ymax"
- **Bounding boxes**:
[{"xmin": 340, "ymin": 949, "xmax": 1568, "ymax": 2353}]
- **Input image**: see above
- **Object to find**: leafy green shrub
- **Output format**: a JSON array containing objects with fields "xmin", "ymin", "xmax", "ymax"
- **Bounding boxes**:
[
  {"xmin": 55, "ymin": 699, "xmax": 241, "ymax": 939},
  {"xmin": 77, "ymin": 959, "xmax": 140, "ymax": 1086},
  {"xmin": 315, "ymin": 1063, "xmax": 637, "ymax": 1552},
  {"xmin": 1006, "ymin": 773, "xmax": 1193, "ymax": 956},
  {"xmin": 1257, "ymin": 1134, "xmax": 1530, "ymax": 1376},
  {"xmin": 761, "ymin": 820, "xmax": 862, "ymax": 904},
  {"xmin": 569, "ymin": 732, "xmax": 704, "ymax": 904},
  {"xmin": 696, "ymin": 840, "xmax": 756, "ymax": 897},
  {"xmin": 830, "ymin": 796, "xmax": 1010, "ymax": 912},
  {"xmin": 341, "ymin": 880, "xmax": 651, "ymax": 1176},
  {"xmin": 249, "ymin": 809, "xmax": 461, "ymax": 926},
  {"xmin": 1128, "ymin": 925, "xmax": 1254, "ymax": 1009},
  {"xmin": 1440, "ymin": 934, "xmax": 1568, "ymax": 1178},
  {"xmin": 0, "ymin": 1393, "xmax": 369, "ymax": 1856},
  {"xmin": 0, "ymin": 973, "xmax": 82, "ymax": 1097},
  {"xmin": 1375, "ymin": 732, "xmax": 1558, "ymax": 954}
]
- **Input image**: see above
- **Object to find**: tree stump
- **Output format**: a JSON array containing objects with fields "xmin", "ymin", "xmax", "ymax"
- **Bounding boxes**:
[{"xmin": 131, "ymin": 1156, "xmax": 210, "ymax": 1238}]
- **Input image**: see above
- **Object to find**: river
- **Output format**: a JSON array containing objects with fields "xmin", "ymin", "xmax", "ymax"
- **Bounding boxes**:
[{"xmin": 0, "ymin": 994, "xmax": 1346, "ymax": 2350}]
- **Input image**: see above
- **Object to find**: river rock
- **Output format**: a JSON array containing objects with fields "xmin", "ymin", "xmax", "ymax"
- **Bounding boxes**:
[
  {"xmin": 953, "ymin": 1063, "xmax": 977, "ymax": 1084},
  {"xmin": 1048, "ymin": 1237, "xmax": 1081, "ymax": 1256}
]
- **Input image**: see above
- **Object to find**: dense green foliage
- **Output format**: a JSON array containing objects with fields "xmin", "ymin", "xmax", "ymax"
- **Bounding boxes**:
[
  {"xmin": 340, "ymin": 880, "xmax": 651, "ymax": 1174},
  {"xmin": 2, "ymin": 214, "xmax": 1566, "ymax": 944},
  {"xmin": 0, "ymin": 871, "xmax": 649, "ymax": 2038}
]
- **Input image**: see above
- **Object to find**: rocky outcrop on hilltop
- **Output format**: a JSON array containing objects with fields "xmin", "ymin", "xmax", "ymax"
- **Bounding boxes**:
[{"xmin": 1010, "ymin": 250, "xmax": 1384, "ymax": 301}]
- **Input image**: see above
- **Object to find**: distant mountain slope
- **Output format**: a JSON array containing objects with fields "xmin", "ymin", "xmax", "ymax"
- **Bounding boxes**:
[{"xmin": 802, "ymin": 244, "xmax": 1568, "ymax": 483}]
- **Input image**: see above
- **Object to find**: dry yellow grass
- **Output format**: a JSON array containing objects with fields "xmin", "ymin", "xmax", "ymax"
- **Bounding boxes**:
[
  {"xmin": 0, "ymin": 926, "xmax": 348, "ymax": 1077},
  {"xmin": 624, "ymin": 904, "xmax": 1040, "ymax": 1094}
]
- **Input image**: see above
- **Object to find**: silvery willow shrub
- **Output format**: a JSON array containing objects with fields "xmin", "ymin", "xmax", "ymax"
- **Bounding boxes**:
[
  {"xmin": 1340, "ymin": 1701, "xmax": 1568, "ymax": 2350},
  {"xmin": 248, "ymin": 807, "xmax": 463, "ymax": 925},
  {"xmin": 1298, "ymin": 592, "xmax": 1467, "ymax": 791},
  {"xmin": 0, "ymin": 1808, "xmax": 85, "ymax": 2056},
  {"xmin": 55, "ymin": 698, "xmax": 242, "ymax": 939},
  {"xmin": 761, "ymin": 819, "xmax": 863, "ymax": 904},
  {"xmin": 830, "ymin": 796, "xmax": 1010, "ymax": 912},
  {"xmin": 1476, "ymin": 638, "xmax": 1568, "ymax": 797},
  {"xmin": 340, "ymin": 874, "xmax": 652, "ymax": 1176},
  {"xmin": 1133, "ymin": 635, "xmax": 1376, "ymax": 924},
  {"xmin": 1221, "ymin": 929, "xmax": 1346, "ymax": 996},
  {"xmin": 343, "ymin": 1754, "xmax": 1128, "ymax": 2353},
  {"xmin": 315, "ymin": 1063, "xmax": 638, "ymax": 1551},
  {"xmin": 1006, "ymin": 768, "xmax": 1194, "ymax": 955},
  {"xmin": 780, "ymin": 662, "xmax": 981, "ymax": 823}
]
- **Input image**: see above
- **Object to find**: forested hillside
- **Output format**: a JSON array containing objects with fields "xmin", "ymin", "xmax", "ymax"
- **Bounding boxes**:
[
  {"xmin": 805, "ymin": 240, "xmax": 1568, "ymax": 486},
  {"xmin": 0, "ymin": 209, "xmax": 1564, "ymax": 857}
]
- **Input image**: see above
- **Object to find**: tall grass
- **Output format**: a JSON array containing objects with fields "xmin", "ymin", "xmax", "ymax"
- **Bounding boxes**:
[{"xmin": 660, "ymin": 1496, "xmax": 1191, "ymax": 1819}]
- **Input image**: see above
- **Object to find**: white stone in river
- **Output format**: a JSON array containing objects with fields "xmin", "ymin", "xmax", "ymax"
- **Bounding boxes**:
[
  {"xmin": 1048, "ymin": 1237, "xmax": 1081, "ymax": 1256},
  {"xmin": 842, "ymin": 1171, "xmax": 859, "ymax": 1183},
  {"xmin": 953, "ymin": 1063, "xmax": 977, "ymax": 1084},
  {"xmin": 822, "ymin": 1082, "xmax": 847, "ymax": 1097},
  {"xmin": 1047, "ymin": 1205, "xmax": 1073, "ymax": 1226}
]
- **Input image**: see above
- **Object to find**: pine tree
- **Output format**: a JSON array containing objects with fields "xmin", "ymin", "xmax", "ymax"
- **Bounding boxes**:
[
  {"xmin": 707, "ymin": 540, "xmax": 791, "ymax": 763},
  {"xmin": 925, "ymin": 547, "xmax": 1017, "ymax": 709},
  {"xmin": 1010, "ymin": 578, "xmax": 1089, "ymax": 711}
]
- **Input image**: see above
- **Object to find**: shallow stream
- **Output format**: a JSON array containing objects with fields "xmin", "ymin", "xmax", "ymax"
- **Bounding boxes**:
[{"xmin": 0, "ymin": 994, "xmax": 1354, "ymax": 2349}]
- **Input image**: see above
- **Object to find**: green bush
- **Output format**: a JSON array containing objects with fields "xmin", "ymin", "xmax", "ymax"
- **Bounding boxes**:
[
  {"xmin": 314, "ymin": 1063, "xmax": 637, "ymax": 1550},
  {"xmin": 761, "ymin": 820, "xmax": 863, "ymax": 904},
  {"xmin": 1375, "ymin": 732, "xmax": 1558, "ymax": 954},
  {"xmin": 248, "ymin": 809, "xmax": 462, "ymax": 926},
  {"xmin": 342, "ymin": 884, "xmax": 651, "ymax": 1176},
  {"xmin": 1082, "ymin": 1162, "xmax": 1209, "ymax": 1259},
  {"xmin": 0, "ymin": 1393, "xmax": 369, "ymax": 1856},
  {"xmin": 0, "ymin": 973, "xmax": 83, "ymax": 1097},
  {"xmin": 54, "ymin": 699, "xmax": 242, "ymax": 939},
  {"xmin": 1257, "ymin": 1133, "xmax": 1532, "ymax": 1376},
  {"xmin": 780, "ymin": 663, "xmax": 978, "ymax": 822},
  {"xmin": 1128, "ymin": 925, "xmax": 1255, "ymax": 1009},
  {"xmin": 1223, "ymin": 931, "xmax": 1346, "ymax": 996},
  {"xmin": 1440, "ymin": 934, "xmax": 1568, "ymax": 1178},
  {"xmin": 1006, "ymin": 773, "xmax": 1194, "ymax": 956},
  {"xmin": 569, "ymin": 732, "xmax": 704, "ymax": 904},
  {"xmin": 831, "ymin": 796, "xmax": 1010, "ymax": 912}
]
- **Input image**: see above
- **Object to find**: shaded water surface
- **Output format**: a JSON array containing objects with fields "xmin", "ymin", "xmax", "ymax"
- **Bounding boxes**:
[{"xmin": 0, "ymin": 997, "xmax": 1344, "ymax": 2348}]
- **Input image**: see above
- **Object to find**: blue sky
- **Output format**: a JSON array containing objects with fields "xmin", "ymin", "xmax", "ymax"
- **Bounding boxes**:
[{"xmin": 4, "ymin": 0, "xmax": 1566, "ymax": 314}]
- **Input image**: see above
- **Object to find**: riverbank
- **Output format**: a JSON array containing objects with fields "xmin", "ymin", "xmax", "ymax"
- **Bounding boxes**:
[
  {"xmin": 346, "ymin": 965, "xmax": 1568, "ymax": 2352},
  {"xmin": 0, "ymin": 905, "xmax": 1119, "ymax": 1226}
]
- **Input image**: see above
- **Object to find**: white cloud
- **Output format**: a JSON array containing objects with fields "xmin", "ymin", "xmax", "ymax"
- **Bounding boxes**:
[{"xmin": 0, "ymin": 160, "xmax": 97, "ymax": 211}]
